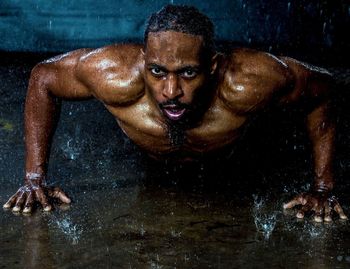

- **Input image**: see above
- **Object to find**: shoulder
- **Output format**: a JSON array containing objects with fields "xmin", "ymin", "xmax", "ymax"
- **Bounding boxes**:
[
  {"xmin": 217, "ymin": 48, "xmax": 294, "ymax": 113},
  {"xmin": 221, "ymin": 48, "xmax": 293, "ymax": 88},
  {"xmin": 28, "ymin": 49, "xmax": 95, "ymax": 99},
  {"xmin": 31, "ymin": 48, "xmax": 93, "ymax": 81},
  {"xmin": 277, "ymin": 57, "xmax": 333, "ymax": 103},
  {"xmin": 76, "ymin": 44, "xmax": 145, "ymax": 105},
  {"xmin": 77, "ymin": 44, "xmax": 143, "ymax": 67}
]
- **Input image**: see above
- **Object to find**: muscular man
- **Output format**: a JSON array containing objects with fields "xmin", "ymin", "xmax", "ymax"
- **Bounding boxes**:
[{"xmin": 3, "ymin": 5, "xmax": 347, "ymax": 222}]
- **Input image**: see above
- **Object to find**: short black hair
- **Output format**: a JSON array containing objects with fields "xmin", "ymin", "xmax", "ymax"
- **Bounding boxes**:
[{"xmin": 144, "ymin": 5, "xmax": 215, "ymax": 54}]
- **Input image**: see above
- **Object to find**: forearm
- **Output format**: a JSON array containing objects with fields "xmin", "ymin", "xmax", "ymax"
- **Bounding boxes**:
[
  {"xmin": 306, "ymin": 101, "xmax": 335, "ymax": 192},
  {"xmin": 24, "ymin": 67, "xmax": 61, "ymax": 182}
]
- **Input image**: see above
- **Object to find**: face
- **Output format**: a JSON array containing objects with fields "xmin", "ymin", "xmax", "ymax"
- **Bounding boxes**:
[{"xmin": 143, "ymin": 31, "xmax": 215, "ymax": 123}]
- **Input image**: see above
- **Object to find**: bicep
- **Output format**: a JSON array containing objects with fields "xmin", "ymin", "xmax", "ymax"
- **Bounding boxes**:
[
  {"xmin": 278, "ymin": 58, "xmax": 335, "ymax": 135},
  {"xmin": 279, "ymin": 57, "xmax": 333, "ymax": 105}
]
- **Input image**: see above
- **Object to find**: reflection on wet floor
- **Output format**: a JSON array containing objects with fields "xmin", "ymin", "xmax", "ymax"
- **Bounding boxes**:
[
  {"xmin": 1, "ymin": 177, "xmax": 350, "ymax": 268},
  {"xmin": 0, "ymin": 53, "xmax": 350, "ymax": 268}
]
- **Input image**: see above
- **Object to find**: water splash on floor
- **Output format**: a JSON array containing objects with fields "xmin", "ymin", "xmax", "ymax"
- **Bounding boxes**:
[
  {"xmin": 61, "ymin": 138, "xmax": 81, "ymax": 160},
  {"xmin": 252, "ymin": 194, "xmax": 277, "ymax": 239},
  {"xmin": 303, "ymin": 222, "xmax": 325, "ymax": 238},
  {"xmin": 51, "ymin": 216, "xmax": 83, "ymax": 245}
]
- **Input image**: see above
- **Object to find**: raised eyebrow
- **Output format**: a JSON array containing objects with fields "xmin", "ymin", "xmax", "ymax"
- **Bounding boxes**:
[
  {"xmin": 146, "ymin": 64, "xmax": 200, "ymax": 74},
  {"xmin": 176, "ymin": 66, "xmax": 200, "ymax": 74},
  {"xmin": 147, "ymin": 63, "xmax": 168, "ymax": 72}
]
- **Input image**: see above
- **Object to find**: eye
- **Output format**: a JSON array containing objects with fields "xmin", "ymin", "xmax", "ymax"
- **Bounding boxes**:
[
  {"xmin": 181, "ymin": 69, "xmax": 197, "ymax": 79},
  {"xmin": 150, "ymin": 67, "xmax": 166, "ymax": 77}
]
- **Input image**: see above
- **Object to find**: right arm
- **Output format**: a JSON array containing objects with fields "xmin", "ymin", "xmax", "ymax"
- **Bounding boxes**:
[{"xmin": 3, "ymin": 49, "xmax": 93, "ymax": 213}]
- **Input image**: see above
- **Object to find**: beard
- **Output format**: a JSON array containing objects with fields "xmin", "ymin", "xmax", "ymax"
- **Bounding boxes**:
[
  {"xmin": 156, "ymin": 81, "xmax": 215, "ymax": 147},
  {"xmin": 167, "ymin": 122, "xmax": 186, "ymax": 147},
  {"xmin": 159, "ymin": 99, "xmax": 191, "ymax": 147}
]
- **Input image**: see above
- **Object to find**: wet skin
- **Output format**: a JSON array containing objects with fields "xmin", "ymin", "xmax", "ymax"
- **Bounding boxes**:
[{"xmin": 3, "ymin": 31, "xmax": 347, "ymax": 222}]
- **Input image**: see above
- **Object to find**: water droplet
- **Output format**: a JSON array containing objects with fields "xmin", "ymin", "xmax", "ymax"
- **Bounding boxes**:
[
  {"xmin": 323, "ymin": 22, "xmax": 327, "ymax": 34},
  {"xmin": 140, "ymin": 224, "xmax": 146, "ymax": 236}
]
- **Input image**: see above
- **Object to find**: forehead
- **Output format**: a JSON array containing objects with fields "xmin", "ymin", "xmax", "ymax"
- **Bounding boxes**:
[{"xmin": 145, "ymin": 31, "xmax": 204, "ymax": 65}]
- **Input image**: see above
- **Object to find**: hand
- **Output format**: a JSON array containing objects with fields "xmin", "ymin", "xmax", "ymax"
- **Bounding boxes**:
[
  {"xmin": 283, "ymin": 192, "xmax": 348, "ymax": 222},
  {"xmin": 3, "ymin": 181, "xmax": 71, "ymax": 214}
]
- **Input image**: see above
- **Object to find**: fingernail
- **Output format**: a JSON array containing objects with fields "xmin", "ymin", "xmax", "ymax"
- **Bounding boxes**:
[
  {"xmin": 296, "ymin": 212, "xmax": 304, "ymax": 219},
  {"xmin": 282, "ymin": 204, "xmax": 288, "ymax": 209},
  {"xmin": 340, "ymin": 215, "xmax": 348, "ymax": 220},
  {"xmin": 43, "ymin": 205, "xmax": 52, "ymax": 212},
  {"xmin": 314, "ymin": 216, "xmax": 322, "ymax": 223},
  {"xmin": 324, "ymin": 216, "xmax": 332, "ymax": 222},
  {"xmin": 23, "ymin": 207, "xmax": 32, "ymax": 214},
  {"xmin": 3, "ymin": 203, "xmax": 11, "ymax": 209},
  {"xmin": 12, "ymin": 206, "xmax": 21, "ymax": 212}
]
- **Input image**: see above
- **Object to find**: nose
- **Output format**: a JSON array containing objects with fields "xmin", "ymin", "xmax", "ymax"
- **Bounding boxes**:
[{"xmin": 162, "ymin": 73, "xmax": 183, "ymax": 99}]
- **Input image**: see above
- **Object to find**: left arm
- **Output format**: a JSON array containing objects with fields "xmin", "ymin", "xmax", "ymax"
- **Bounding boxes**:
[{"xmin": 280, "ymin": 57, "xmax": 347, "ymax": 222}]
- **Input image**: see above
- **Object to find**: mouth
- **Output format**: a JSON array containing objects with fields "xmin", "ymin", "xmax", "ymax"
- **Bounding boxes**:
[{"xmin": 162, "ymin": 105, "xmax": 187, "ymax": 121}]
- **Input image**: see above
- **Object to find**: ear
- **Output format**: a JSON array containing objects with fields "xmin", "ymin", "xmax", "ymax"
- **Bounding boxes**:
[{"xmin": 210, "ymin": 53, "xmax": 219, "ymax": 75}]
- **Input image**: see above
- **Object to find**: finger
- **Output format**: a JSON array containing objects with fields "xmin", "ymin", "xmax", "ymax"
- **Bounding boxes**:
[
  {"xmin": 333, "ymin": 202, "xmax": 348, "ymax": 220},
  {"xmin": 313, "ymin": 205, "xmax": 323, "ymax": 223},
  {"xmin": 23, "ymin": 192, "xmax": 34, "ymax": 214},
  {"xmin": 283, "ymin": 195, "xmax": 307, "ymax": 209},
  {"xmin": 48, "ymin": 187, "xmax": 71, "ymax": 204},
  {"xmin": 35, "ymin": 188, "xmax": 52, "ymax": 212},
  {"xmin": 296, "ymin": 202, "xmax": 313, "ymax": 219},
  {"xmin": 3, "ymin": 191, "xmax": 21, "ymax": 209},
  {"xmin": 324, "ymin": 202, "xmax": 332, "ymax": 222},
  {"xmin": 12, "ymin": 191, "xmax": 26, "ymax": 212}
]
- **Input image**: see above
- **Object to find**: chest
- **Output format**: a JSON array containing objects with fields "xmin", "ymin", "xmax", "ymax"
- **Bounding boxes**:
[{"xmin": 105, "ymin": 98, "xmax": 248, "ymax": 157}]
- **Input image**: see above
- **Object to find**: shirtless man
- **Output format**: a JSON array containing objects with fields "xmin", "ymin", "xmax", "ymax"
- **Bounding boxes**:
[{"xmin": 3, "ymin": 5, "xmax": 347, "ymax": 222}]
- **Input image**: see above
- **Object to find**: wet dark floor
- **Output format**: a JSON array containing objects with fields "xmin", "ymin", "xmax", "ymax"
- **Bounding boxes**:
[{"xmin": 0, "ymin": 52, "xmax": 350, "ymax": 268}]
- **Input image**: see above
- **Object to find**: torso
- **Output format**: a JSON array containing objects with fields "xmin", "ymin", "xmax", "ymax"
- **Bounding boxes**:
[
  {"xmin": 105, "ymin": 95, "xmax": 248, "ymax": 159},
  {"xmin": 77, "ymin": 44, "xmax": 293, "ymax": 161}
]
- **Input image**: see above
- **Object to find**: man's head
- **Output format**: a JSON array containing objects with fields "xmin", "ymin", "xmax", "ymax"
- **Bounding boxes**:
[
  {"xmin": 142, "ymin": 5, "xmax": 217, "ymax": 129},
  {"xmin": 144, "ymin": 5, "xmax": 215, "ymax": 55}
]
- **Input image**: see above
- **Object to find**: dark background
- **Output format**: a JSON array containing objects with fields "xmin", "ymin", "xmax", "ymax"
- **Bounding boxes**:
[{"xmin": 0, "ymin": 0, "xmax": 349, "ymax": 63}]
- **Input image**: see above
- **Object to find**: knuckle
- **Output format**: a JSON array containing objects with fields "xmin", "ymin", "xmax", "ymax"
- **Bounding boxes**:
[{"xmin": 54, "ymin": 190, "xmax": 62, "ymax": 196}]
